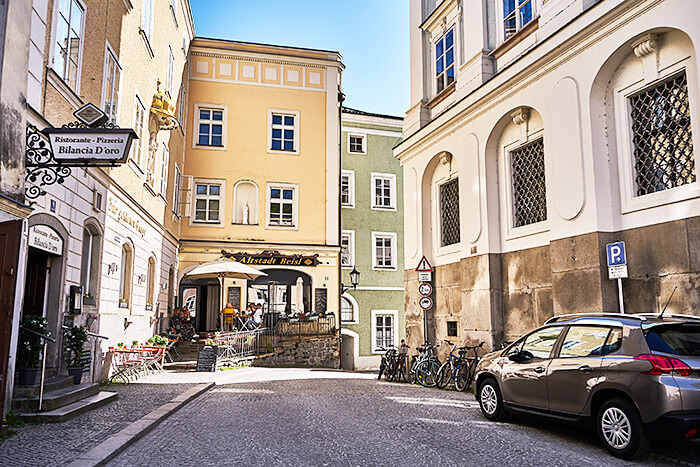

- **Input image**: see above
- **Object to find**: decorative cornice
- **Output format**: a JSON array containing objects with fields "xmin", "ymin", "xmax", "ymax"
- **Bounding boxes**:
[
  {"xmin": 190, "ymin": 51, "xmax": 334, "ymax": 70},
  {"xmin": 631, "ymin": 33, "xmax": 657, "ymax": 58},
  {"xmin": 0, "ymin": 194, "xmax": 32, "ymax": 218}
]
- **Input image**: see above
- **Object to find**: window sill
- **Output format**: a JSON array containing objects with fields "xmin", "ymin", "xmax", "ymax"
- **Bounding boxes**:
[
  {"xmin": 267, "ymin": 149, "xmax": 300, "ymax": 156},
  {"xmin": 128, "ymin": 159, "xmax": 145, "ymax": 176},
  {"xmin": 266, "ymin": 224, "xmax": 298, "ymax": 231},
  {"xmin": 427, "ymin": 81, "xmax": 455, "ymax": 109},
  {"xmin": 505, "ymin": 220, "xmax": 549, "ymax": 241},
  {"xmin": 232, "ymin": 222, "xmax": 259, "ymax": 226},
  {"xmin": 144, "ymin": 182, "xmax": 158, "ymax": 197},
  {"xmin": 195, "ymin": 143, "xmax": 227, "ymax": 151},
  {"xmin": 192, "ymin": 220, "xmax": 222, "ymax": 225},
  {"xmin": 372, "ymin": 266, "xmax": 397, "ymax": 272},
  {"xmin": 371, "ymin": 206, "xmax": 397, "ymax": 212},
  {"xmin": 341, "ymin": 204, "xmax": 355, "ymax": 209},
  {"xmin": 46, "ymin": 67, "xmax": 83, "ymax": 110},
  {"xmin": 490, "ymin": 18, "xmax": 539, "ymax": 60}
]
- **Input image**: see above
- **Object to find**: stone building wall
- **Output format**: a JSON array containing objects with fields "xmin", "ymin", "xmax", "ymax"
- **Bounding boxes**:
[{"xmin": 253, "ymin": 336, "xmax": 339, "ymax": 369}]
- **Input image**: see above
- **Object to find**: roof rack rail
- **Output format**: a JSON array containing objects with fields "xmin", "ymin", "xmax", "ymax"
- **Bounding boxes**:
[
  {"xmin": 545, "ymin": 313, "xmax": 647, "ymax": 325},
  {"xmin": 635, "ymin": 313, "xmax": 700, "ymax": 322}
]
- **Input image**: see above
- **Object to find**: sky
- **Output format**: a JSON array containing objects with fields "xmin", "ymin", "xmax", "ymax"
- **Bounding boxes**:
[{"xmin": 189, "ymin": 0, "xmax": 410, "ymax": 117}]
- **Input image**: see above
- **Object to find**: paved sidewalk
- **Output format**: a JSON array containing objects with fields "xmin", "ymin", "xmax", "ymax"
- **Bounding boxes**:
[{"xmin": 0, "ymin": 381, "xmax": 199, "ymax": 467}]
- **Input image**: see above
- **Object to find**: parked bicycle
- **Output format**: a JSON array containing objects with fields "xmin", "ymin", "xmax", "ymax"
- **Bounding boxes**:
[
  {"xmin": 436, "ymin": 340, "xmax": 471, "ymax": 390},
  {"xmin": 414, "ymin": 342, "xmax": 441, "ymax": 387},
  {"xmin": 455, "ymin": 341, "xmax": 485, "ymax": 391},
  {"xmin": 378, "ymin": 342, "xmax": 410, "ymax": 382},
  {"xmin": 377, "ymin": 347, "xmax": 396, "ymax": 381}
]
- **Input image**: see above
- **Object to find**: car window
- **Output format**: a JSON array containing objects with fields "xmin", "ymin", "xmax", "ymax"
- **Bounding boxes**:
[
  {"xmin": 520, "ymin": 326, "xmax": 564, "ymax": 359},
  {"xmin": 603, "ymin": 328, "xmax": 622, "ymax": 355},
  {"xmin": 645, "ymin": 324, "xmax": 700, "ymax": 356},
  {"xmin": 559, "ymin": 326, "xmax": 610, "ymax": 358}
]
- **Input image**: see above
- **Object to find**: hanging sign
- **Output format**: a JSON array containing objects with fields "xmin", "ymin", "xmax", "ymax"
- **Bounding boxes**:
[
  {"xmin": 28, "ymin": 225, "xmax": 63, "ymax": 255},
  {"xmin": 42, "ymin": 127, "xmax": 137, "ymax": 165}
]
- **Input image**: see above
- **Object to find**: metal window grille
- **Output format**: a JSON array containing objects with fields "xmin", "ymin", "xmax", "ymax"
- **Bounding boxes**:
[
  {"xmin": 447, "ymin": 321, "xmax": 458, "ymax": 337},
  {"xmin": 440, "ymin": 178, "xmax": 460, "ymax": 246},
  {"xmin": 511, "ymin": 138, "xmax": 547, "ymax": 227},
  {"xmin": 630, "ymin": 72, "xmax": 695, "ymax": 196}
]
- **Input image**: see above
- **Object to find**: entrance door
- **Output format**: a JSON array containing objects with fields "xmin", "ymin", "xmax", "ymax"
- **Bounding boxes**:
[
  {"xmin": 23, "ymin": 247, "xmax": 51, "ymax": 317},
  {"xmin": 341, "ymin": 334, "xmax": 355, "ymax": 370},
  {"xmin": 0, "ymin": 220, "xmax": 22, "ymax": 422}
]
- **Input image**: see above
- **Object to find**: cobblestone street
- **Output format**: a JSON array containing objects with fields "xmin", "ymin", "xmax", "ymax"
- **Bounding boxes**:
[{"xmin": 2, "ymin": 368, "xmax": 699, "ymax": 466}]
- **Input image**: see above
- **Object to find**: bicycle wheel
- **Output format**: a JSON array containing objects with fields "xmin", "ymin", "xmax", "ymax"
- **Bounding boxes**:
[
  {"xmin": 454, "ymin": 362, "xmax": 470, "ymax": 391},
  {"xmin": 416, "ymin": 360, "xmax": 440, "ymax": 387},
  {"xmin": 408, "ymin": 360, "xmax": 418, "ymax": 384},
  {"xmin": 386, "ymin": 359, "xmax": 396, "ymax": 382},
  {"xmin": 435, "ymin": 361, "xmax": 451, "ymax": 389}
]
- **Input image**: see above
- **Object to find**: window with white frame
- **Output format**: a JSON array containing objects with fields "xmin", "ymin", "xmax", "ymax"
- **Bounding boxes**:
[
  {"xmin": 167, "ymin": 45, "xmax": 175, "ymax": 96},
  {"xmin": 160, "ymin": 143, "xmax": 169, "ymax": 197},
  {"xmin": 372, "ymin": 232, "xmax": 397, "ymax": 270},
  {"xmin": 267, "ymin": 184, "xmax": 297, "ymax": 227},
  {"xmin": 340, "ymin": 230, "xmax": 355, "ymax": 268},
  {"xmin": 132, "ymin": 95, "xmax": 147, "ymax": 168},
  {"xmin": 170, "ymin": 0, "xmax": 178, "ymax": 26},
  {"xmin": 269, "ymin": 110, "xmax": 299, "ymax": 153},
  {"xmin": 510, "ymin": 138, "xmax": 547, "ymax": 227},
  {"xmin": 52, "ymin": 0, "xmax": 85, "ymax": 91},
  {"xmin": 195, "ymin": 105, "xmax": 226, "ymax": 148},
  {"xmin": 629, "ymin": 72, "xmax": 695, "ymax": 197},
  {"xmin": 341, "ymin": 296, "xmax": 357, "ymax": 323},
  {"xmin": 141, "ymin": 0, "xmax": 154, "ymax": 44},
  {"xmin": 503, "ymin": 0, "xmax": 536, "ymax": 41},
  {"xmin": 440, "ymin": 177, "xmax": 460, "ymax": 246},
  {"xmin": 102, "ymin": 48, "xmax": 121, "ymax": 124},
  {"xmin": 341, "ymin": 170, "xmax": 355, "ymax": 208},
  {"xmin": 80, "ymin": 224, "xmax": 101, "ymax": 301},
  {"xmin": 371, "ymin": 173, "xmax": 396, "ymax": 210},
  {"xmin": 119, "ymin": 243, "xmax": 133, "ymax": 305},
  {"xmin": 435, "ymin": 27, "xmax": 454, "ymax": 94},
  {"xmin": 372, "ymin": 310, "xmax": 397, "ymax": 352},
  {"xmin": 173, "ymin": 166, "xmax": 181, "ymax": 215},
  {"xmin": 348, "ymin": 134, "xmax": 365, "ymax": 154},
  {"xmin": 193, "ymin": 182, "xmax": 222, "ymax": 223}
]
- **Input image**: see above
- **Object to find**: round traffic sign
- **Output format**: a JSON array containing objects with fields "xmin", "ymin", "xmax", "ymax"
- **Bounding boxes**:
[
  {"xmin": 418, "ymin": 283, "xmax": 433, "ymax": 296},
  {"xmin": 419, "ymin": 296, "xmax": 433, "ymax": 310}
]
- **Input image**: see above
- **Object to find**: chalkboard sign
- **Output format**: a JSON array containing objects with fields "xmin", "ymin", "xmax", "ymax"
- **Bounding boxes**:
[
  {"xmin": 196, "ymin": 345, "xmax": 218, "ymax": 372},
  {"xmin": 227, "ymin": 286, "xmax": 241, "ymax": 309},
  {"xmin": 314, "ymin": 288, "xmax": 327, "ymax": 312}
]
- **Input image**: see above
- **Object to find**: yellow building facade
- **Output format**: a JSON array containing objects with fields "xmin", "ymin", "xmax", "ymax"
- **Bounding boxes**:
[{"xmin": 179, "ymin": 38, "xmax": 344, "ymax": 330}]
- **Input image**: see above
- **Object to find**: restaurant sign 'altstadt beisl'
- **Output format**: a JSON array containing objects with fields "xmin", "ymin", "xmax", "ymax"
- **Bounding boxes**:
[{"xmin": 222, "ymin": 250, "xmax": 319, "ymax": 267}]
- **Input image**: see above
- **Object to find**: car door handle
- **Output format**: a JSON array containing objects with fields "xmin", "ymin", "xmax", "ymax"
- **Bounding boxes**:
[
  {"xmin": 579, "ymin": 365, "xmax": 593, "ymax": 374},
  {"xmin": 535, "ymin": 366, "xmax": 545, "ymax": 373}
]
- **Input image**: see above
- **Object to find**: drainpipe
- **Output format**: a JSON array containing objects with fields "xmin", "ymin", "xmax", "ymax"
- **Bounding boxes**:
[{"xmin": 337, "ymin": 88, "xmax": 345, "ymax": 370}]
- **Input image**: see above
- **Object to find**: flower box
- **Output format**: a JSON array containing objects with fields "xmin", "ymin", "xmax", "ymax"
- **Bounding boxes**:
[{"xmin": 119, "ymin": 301, "xmax": 129, "ymax": 308}]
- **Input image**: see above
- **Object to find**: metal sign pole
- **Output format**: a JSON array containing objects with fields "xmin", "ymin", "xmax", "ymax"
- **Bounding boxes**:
[{"xmin": 617, "ymin": 277, "xmax": 625, "ymax": 314}]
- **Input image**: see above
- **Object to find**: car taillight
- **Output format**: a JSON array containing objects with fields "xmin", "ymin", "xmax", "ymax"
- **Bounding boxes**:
[{"xmin": 634, "ymin": 354, "xmax": 693, "ymax": 376}]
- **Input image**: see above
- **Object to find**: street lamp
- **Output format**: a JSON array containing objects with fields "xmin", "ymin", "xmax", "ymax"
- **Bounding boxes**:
[{"xmin": 342, "ymin": 266, "xmax": 360, "ymax": 293}]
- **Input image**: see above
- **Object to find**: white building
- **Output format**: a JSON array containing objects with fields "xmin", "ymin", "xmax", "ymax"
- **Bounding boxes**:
[{"xmin": 396, "ymin": 0, "xmax": 700, "ymax": 351}]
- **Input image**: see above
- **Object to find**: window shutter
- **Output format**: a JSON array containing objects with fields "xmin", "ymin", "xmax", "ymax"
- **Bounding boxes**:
[{"xmin": 178, "ymin": 175, "xmax": 193, "ymax": 218}]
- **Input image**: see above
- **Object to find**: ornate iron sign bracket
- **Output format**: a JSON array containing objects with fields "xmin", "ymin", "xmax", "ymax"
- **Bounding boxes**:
[{"xmin": 25, "ymin": 123, "xmax": 71, "ymax": 203}]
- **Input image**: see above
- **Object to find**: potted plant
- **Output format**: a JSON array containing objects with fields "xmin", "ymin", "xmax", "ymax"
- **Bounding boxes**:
[
  {"xmin": 17, "ymin": 315, "xmax": 49, "ymax": 386},
  {"xmin": 145, "ymin": 302, "xmax": 153, "ymax": 311},
  {"xmin": 119, "ymin": 298, "xmax": 129, "ymax": 308},
  {"xmin": 117, "ymin": 342, "xmax": 124, "ymax": 349},
  {"xmin": 132, "ymin": 340, "xmax": 139, "ymax": 347},
  {"xmin": 64, "ymin": 325, "xmax": 88, "ymax": 384}
]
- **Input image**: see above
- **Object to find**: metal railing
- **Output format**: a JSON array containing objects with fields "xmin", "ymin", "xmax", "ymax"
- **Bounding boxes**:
[
  {"xmin": 19, "ymin": 325, "xmax": 55, "ymax": 411},
  {"xmin": 214, "ymin": 327, "xmax": 272, "ymax": 367},
  {"xmin": 273, "ymin": 315, "xmax": 336, "ymax": 339}
]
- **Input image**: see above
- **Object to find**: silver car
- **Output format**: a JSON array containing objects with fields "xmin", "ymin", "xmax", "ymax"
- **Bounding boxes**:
[{"xmin": 474, "ymin": 313, "xmax": 700, "ymax": 459}]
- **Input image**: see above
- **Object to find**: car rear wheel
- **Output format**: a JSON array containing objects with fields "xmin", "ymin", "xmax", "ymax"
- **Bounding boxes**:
[
  {"xmin": 478, "ymin": 377, "xmax": 508, "ymax": 421},
  {"xmin": 597, "ymin": 398, "xmax": 651, "ymax": 460}
]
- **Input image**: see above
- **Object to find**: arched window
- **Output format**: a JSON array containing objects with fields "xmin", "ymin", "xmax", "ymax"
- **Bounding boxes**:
[
  {"xmin": 167, "ymin": 266, "xmax": 174, "ymax": 313},
  {"xmin": 146, "ymin": 256, "xmax": 156, "ymax": 307},
  {"xmin": 341, "ymin": 295, "xmax": 358, "ymax": 323},
  {"xmin": 119, "ymin": 243, "xmax": 133, "ymax": 306},
  {"xmin": 80, "ymin": 223, "xmax": 102, "ymax": 303}
]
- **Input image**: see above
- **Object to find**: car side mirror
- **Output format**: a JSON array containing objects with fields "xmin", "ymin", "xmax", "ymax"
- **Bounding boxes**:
[{"xmin": 507, "ymin": 348, "xmax": 521, "ymax": 361}]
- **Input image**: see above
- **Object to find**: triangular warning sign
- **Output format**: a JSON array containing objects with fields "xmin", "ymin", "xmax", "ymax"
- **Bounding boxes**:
[{"xmin": 416, "ymin": 255, "xmax": 433, "ymax": 272}]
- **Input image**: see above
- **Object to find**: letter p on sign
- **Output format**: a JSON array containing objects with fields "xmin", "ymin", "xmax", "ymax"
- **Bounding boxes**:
[{"xmin": 606, "ymin": 242, "xmax": 626, "ymax": 267}]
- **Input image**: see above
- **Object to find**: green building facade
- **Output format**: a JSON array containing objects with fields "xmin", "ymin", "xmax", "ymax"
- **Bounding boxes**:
[{"xmin": 340, "ymin": 108, "xmax": 404, "ymax": 370}]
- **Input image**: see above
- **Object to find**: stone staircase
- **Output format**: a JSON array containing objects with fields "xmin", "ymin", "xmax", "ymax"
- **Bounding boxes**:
[{"xmin": 12, "ymin": 375, "xmax": 117, "ymax": 423}]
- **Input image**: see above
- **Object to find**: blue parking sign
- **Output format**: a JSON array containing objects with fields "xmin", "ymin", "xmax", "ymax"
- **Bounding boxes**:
[{"xmin": 606, "ymin": 242, "xmax": 626, "ymax": 267}]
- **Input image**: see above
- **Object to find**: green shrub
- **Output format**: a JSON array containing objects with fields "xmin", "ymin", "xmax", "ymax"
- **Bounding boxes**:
[
  {"xmin": 17, "ymin": 315, "xmax": 49, "ymax": 369},
  {"xmin": 64, "ymin": 325, "xmax": 88, "ymax": 367}
]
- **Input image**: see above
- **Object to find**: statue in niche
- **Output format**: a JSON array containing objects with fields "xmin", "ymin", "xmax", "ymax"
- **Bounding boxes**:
[{"xmin": 242, "ymin": 202, "xmax": 249, "ymax": 225}]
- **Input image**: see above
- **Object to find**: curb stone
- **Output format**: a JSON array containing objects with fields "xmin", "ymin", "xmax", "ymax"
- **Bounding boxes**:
[{"xmin": 65, "ymin": 382, "xmax": 215, "ymax": 467}]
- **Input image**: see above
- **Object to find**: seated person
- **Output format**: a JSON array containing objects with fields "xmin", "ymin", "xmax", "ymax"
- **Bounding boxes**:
[{"xmin": 253, "ymin": 305, "xmax": 263, "ymax": 325}]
